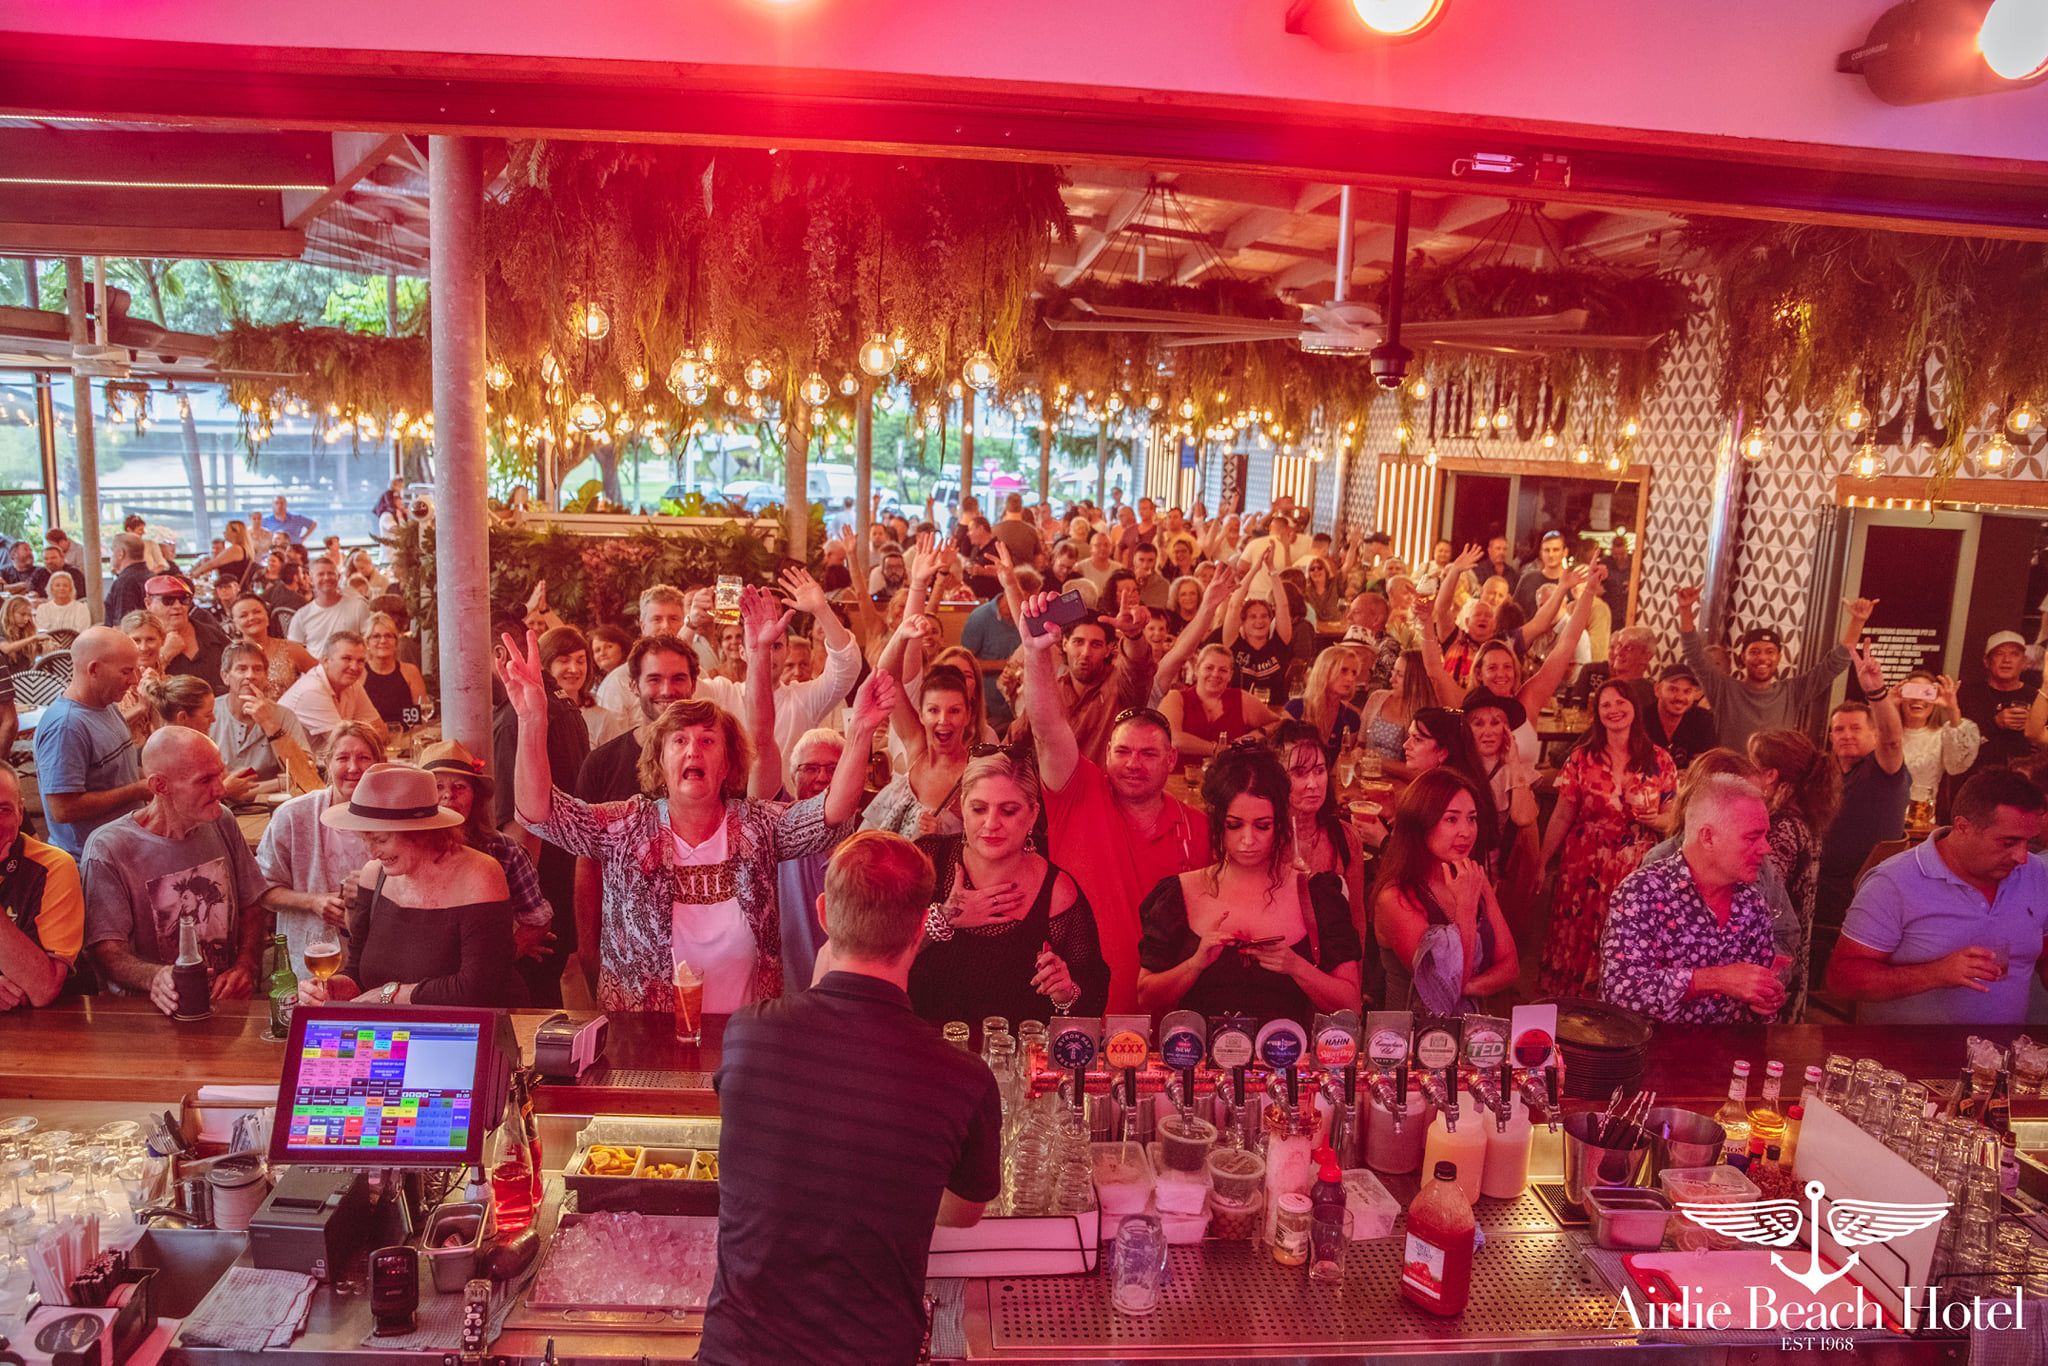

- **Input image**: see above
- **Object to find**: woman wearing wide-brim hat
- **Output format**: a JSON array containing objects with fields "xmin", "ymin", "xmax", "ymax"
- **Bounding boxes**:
[
  {"xmin": 298, "ymin": 762, "xmax": 526, "ymax": 1008},
  {"xmin": 418, "ymin": 740, "xmax": 557, "ymax": 988}
]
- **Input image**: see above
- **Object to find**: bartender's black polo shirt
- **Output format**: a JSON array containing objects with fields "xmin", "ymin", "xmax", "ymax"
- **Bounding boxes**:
[{"xmin": 701, "ymin": 971, "xmax": 1001, "ymax": 1366}]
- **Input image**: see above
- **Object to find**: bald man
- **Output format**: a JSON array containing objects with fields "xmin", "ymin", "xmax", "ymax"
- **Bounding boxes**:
[
  {"xmin": 83, "ymin": 728, "xmax": 271, "ymax": 1014},
  {"xmin": 33, "ymin": 626, "xmax": 149, "ymax": 856}
]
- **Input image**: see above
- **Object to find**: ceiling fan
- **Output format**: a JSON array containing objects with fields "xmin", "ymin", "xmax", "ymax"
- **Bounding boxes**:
[{"xmin": 1044, "ymin": 187, "xmax": 1664, "ymax": 376}]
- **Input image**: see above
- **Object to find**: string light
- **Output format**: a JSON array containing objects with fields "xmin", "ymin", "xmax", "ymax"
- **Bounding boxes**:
[
  {"xmin": 1981, "ymin": 432, "xmax": 2015, "ymax": 473},
  {"xmin": 1540, "ymin": 429, "xmax": 1558, "ymax": 449},
  {"xmin": 1572, "ymin": 444, "xmax": 1593, "ymax": 465},
  {"xmin": 1852, "ymin": 438, "xmax": 1884, "ymax": 480},
  {"xmin": 1407, "ymin": 375, "xmax": 1430, "ymax": 400},
  {"xmin": 858, "ymin": 335, "xmax": 896, "ymax": 377},
  {"xmin": 1491, "ymin": 406, "xmax": 1513, "ymax": 431},
  {"xmin": 626, "ymin": 367, "xmax": 648, "ymax": 393},
  {"xmin": 1604, "ymin": 449, "xmax": 1624, "ymax": 473},
  {"xmin": 570, "ymin": 393, "xmax": 606, "ymax": 433},
  {"xmin": 838, "ymin": 373, "xmax": 860, "ymax": 397},
  {"xmin": 801, "ymin": 372, "xmax": 832, "ymax": 407},
  {"xmin": 1739, "ymin": 428, "xmax": 1770, "ymax": 463},
  {"xmin": 1621, "ymin": 416, "xmax": 1641, "ymax": 439},
  {"xmin": 743, "ymin": 358, "xmax": 772, "ymax": 392},
  {"xmin": 2009, "ymin": 402, "xmax": 2039, "ymax": 437},
  {"xmin": 1839, "ymin": 400, "xmax": 1871, "ymax": 434},
  {"xmin": 961, "ymin": 350, "xmax": 1000, "ymax": 392},
  {"xmin": 575, "ymin": 302, "xmax": 610, "ymax": 342}
]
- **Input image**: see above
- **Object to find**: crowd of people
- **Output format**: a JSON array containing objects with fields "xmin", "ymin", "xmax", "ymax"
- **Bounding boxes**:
[{"xmin": 1, "ymin": 485, "xmax": 2043, "ymax": 1035}]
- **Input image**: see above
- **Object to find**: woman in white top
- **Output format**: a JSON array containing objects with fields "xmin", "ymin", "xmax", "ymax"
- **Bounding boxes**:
[
  {"xmin": 1896, "ymin": 670, "xmax": 1981, "ymax": 811},
  {"xmin": 33, "ymin": 571, "xmax": 89, "ymax": 635},
  {"xmin": 1421, "ymin": 563, "xmax": 1607, "ymax": 766},
  {"xmin": 255, "ymin": 722, "xmax": 383, "ymax": 969}
]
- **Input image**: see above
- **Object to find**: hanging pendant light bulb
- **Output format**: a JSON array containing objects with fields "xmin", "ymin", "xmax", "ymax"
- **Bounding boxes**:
[
  {"xmin": 922, "ymin": 401, "xmax": 942, "ymax": 427},
  {"xmin": 1491, "ymin": 405, "xmax": 1513, "ymax": 431},
  {"xmin": 801, "ymin": 372, "xmax": 832, "ymax": 407},
  {"xmin": 1407, "ymin": 375, "xmax": 1430, "ymax": 400},
  {"xmin": 1739, "ymin": 428, "xmax": 1771, "ymax": 463},
  {"xmin": 1423, "ymin": 446, "xmax": 1439, "ymax": 468},
  {"xmin": 858, "ymin": 335, "xmax": 896, "ymax": 378},
  {"xmin": 961, "ymin": 350, "xmax": 1000, "ymax": 393},
  {"xmin": 2009, "ymin": 402, "xmax": 2039, "ymax": 437},
  {"xmin": 1540, "ymin": 429, "xmax": 1559, "ymax": 449},
  {"xmin": 681, "ymin": 382, "xmax": 708, "ymax": 407},
  {"xmin": 876, "ymin": 389, "xmax": 896, "ymax": 412},
  {"xmin": 1470, "ymin": 410, "xmax": 1491, "ymax": 436},
  {"xmin": 626, "ymin": 367, "xmax": 648, "ymax": 394},
  {"xmin": 540, "ymin": 351, "xmax": 563, "ymax": 385},
  {"xmin": 1622, "ymin": 416, "xmax": 1641, "ymax": 439},
  {"xmin": 1394, "ymin": 423, "xmax": 1410, "ymax": 444},
  {"xmin": 723, "ymin": 385, "xmax": 742, "ymax": 406},
  {"xmin": 1177, "ymin": 398, "xmax": 1198, "ymax": 422},
  {"xmin": 911, "ymin": 353, "xmax": 934, "ymax": 378},
  {"xmin": 576, "ymin": 301, "xmax": 610, "ymax": 342},
  {"xmin": 1104, "ymin": 393, "xmax": 1125, "ymax": 415},
  {"xmin": 1839, "ymin": 400, "xmax": 1871, "ymax": 434},
  {"xmin": 649, "ymin": 435, "xmax": 670, "ymax": 457},
  {"xmin": 1604, "ymin": 449, "xmax": 1624, "ymax": 473},
  {"xmin": 1982, "ymin": 432, "xmax": 2015, "ymax": 473},
  {"xmin": 743, "ymin": 358, "xmax": 772, "ymax": 392},
  {"xmin": 838, "ymin": 373, "xmax": 860, "ymax": 397},
  {"xmin": 1852, "ymin": 438, "xmax": 1884, "ymax": 480},
  {"xmin": 570, "ymin": 392, "xmax": 606, "ymax": 433},
  {"xmin": 484, "ymin": 360, "xmax": 511, "ymax": 392},
  {"xmin": 1572, "ymin": 443, "xmax": 1593, "ymax": 465},
  {"xmin": 668, "ymin": 348, "xmax": 708, "ymax": 397},
  {"xmin": 1144, "ymin": 391, "xmax": 1163, "ymax": 413}
]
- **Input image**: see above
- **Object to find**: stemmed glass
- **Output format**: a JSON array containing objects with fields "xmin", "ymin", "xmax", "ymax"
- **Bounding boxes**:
[{"xmin": 0, "ymin": 1159, "xmax": 30, "ymax": 1208}]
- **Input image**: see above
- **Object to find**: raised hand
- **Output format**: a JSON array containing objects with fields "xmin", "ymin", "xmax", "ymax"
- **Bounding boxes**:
[
  {"xmin": 495, "ymin": 628, "xmax": 549, "ymax": 720},
  {"xmin": 1451, "ymin": 542, "xmax": 1485, "ymax": 573},
  {"xmin": 777, "ymin": 565, "xmax": 830, "ymax": 618},
  {"xmin": 1200, "ymin": 561, "xmax": 1241, "ymax": 611},
  {"xmin": 1018, "ymin": 591, "xmax": 1064, "ymax": 653},
  {"xmin": 1675, "ymin": 585, "xmax": 1702, "ymax": 611},
  {"xmin": 909, "ymin": 532, "xmax": 943, "ymax": 589},
  {"xmin": 850, "ymin": 669, "xmax": 900, "ymax": 733},
  {"xmin": 991, "ymin": 539, "xmax": 1018, "ymax": 586},
  {"xmin": 1850, "ymin": 641, "xmax": 1886, "ymax": 695},
  {"xmin": 1937, "ymin": 673, "xmax": 1962, "ymax": 716},
  {"xmin": 739, "ymin": 585, "xmax": 794, "ymax": 652},
  {"xmin": 1845, "ymin": 596, "xmax": 1879, "ymax": 625}
]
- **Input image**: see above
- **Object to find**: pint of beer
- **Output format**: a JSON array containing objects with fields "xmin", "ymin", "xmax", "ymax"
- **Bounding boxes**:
[{"xmin": 673, "ymin": 960, "xmax": 706, "ymax": 1044}]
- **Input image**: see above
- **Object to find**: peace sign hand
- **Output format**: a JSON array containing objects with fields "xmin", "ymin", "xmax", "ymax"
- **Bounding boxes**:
[
  {"xmin": 1850, "ymin": 640, "xmax": 1886, "ymax": 695},
  {"xmin": 496, "ymin": 628, "xmax": 548, "ymax": 722}
]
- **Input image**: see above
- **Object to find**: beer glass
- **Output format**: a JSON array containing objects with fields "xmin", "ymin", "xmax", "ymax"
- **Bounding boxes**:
[
  {"xmin": 304, "ymin": 940, "xmax": 344, "ymax": 982},
  {"xmin": 672, "ymin": 960, "xmax": 706, "ymax": 1044}
]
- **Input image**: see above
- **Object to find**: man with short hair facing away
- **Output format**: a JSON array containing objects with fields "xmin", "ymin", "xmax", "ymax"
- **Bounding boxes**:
[
  {"xmin": 1017, "ymin": 593, "xmax": 1203, "ymax": 1014},
  {"xmin": 594, "ymin": 584, "xmax": 688, "ymax": 727},
  {"xmin": 284, "ymin": 556, "xmax": 373, "ymax": 659},
  {"xmin": 82, "ymin": 728, "xmax": 272, "ymax": 1015},
  {"xmin": 279, "ymin": 631, "xmax": 387, "ymax": 747},
  {"xmin": 990, "ymin": 491, "xmax": 1042, "ymax": 567},
  {"xmin": 1828, "ymin": 768, "xmax": 2048, "ymax": 1025},
  {"xmin": 1675, "ymin": 586, "xmax": 1875, "ymax": 753},
  {"xmin": 1599, "ymin": 775, "xmax": 1785, "ymax": 1024},
  {"xmin": 103, "ymin": 532, "xmax": 152, "ymax": 623},
  {"xmin": 33, "ymin": 626, "xmax": 150, "ymax": 858},
  {"xmin": 701, "ymin": 831, "xmax": 998, "ymax": 1366},
  {"xmin": 0, "ymin": 763, "xmax": 84, "ymax": 1009},
  {"xmin": 1815, "ymin": 643, "xmax": 1908, "ymax": 942}
]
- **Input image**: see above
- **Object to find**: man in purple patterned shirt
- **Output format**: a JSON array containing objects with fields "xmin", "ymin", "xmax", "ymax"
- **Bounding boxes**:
[{"xmin": 1598, "ymin": 775, "xmax": 1785, "ymax": 1024}]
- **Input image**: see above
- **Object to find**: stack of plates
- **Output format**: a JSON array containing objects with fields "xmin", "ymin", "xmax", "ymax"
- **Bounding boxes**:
[{"xmin": 1548, "ymin": 997, "xmax": 1653, "ymax": 1099}]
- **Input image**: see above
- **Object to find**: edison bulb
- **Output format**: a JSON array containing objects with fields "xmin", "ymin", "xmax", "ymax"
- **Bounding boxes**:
[
  {"xmin": 539, "ymin": 351, "xmax": 563, "ymax": 385},
  {"xmin": 667, "ymin": 350, "xmax": 708, "ymax": 397},
  {"xmin": 1540, "ymin": 429, "xmax": 1559, "ymax": 449},
  {"xmin": 838, "ymin": 373, "xmax": 860, "ymax": 397},
  {"xmin": 2009, "ymin": 402, "xmax": 2039, "ymax": 436},
  {"xmin": 1144, "ymin": 392, "xmax": 1163, "ymax": 412},
  {"xmin": 626, "ymin": 367, "xmax": 648, "ymax": 393},
  {"xmin": 577, "ymin": 301, "xmax": 610, "ymax": 342},
  {"xmin": 569, "ymin": 392, "xmax": 606, "ymax": 433},
  {"xmin": 1983, "ymin": 433, "xmax": 2015, "ymax": 473},
  {"xmin": 723, "ymin": 385, "xmax": 742, "ymax": 406},
  {"xmin": 1740, "ymin": 430, "xmax": 1770, "ymax": 463},
  {"xmin": 484, "ymin": 361, "xmax": 512, "ymax": 392},
  {"xmin": 1423, "ymin": 446, "xmax": 1439, "ymax": 468},
  {"xmin": 1622, "ymin": 416, "xmax": 1641, "ymax": 439},
  {"xmin": 1604, "ymin": 450, "xmax": 1624, "ymax": 473},
  {"xmin": 1407, "ymin": 375, "xmax": 1430, "ymax": 400},
  {"xmin": 1491, "ymin": 406, "xmax": 1513, "ymax": 431},
  {"xmin": 858, "ymin": 335, "xmax": 896, "ymax": 378},
  {"xmin": 1177, "ymin": 398, "xmax": 1197, "ymax": 421},
  {"xmin": 742, "ymin": 358, "xmax": 772, "ymax": 392},
  {"xmin": 1840, "ymin": 401, "xmax": 1871, "ymax": 433},
  {"xmin": 1853, "ymin": 440, "xmax": 1884, "ymax": 480},
  {"xmin": 962, "ymin": 350, "xmax": 1000, "ymax": 393},
  {"xmin": 1573, "ymin": 444, "xmax": 1592, "ymax": 465},
  {"xmin": 801, "ymin": 372, "xmax": 832, "ymax": 407}
]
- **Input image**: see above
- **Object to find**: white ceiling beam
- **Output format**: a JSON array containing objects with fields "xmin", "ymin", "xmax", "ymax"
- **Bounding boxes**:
[
  {"xmin": 1054, "ymin": 185, "xmax": 1153, "ymax": 288},
  {"xmin": 280, "ymin": 131, "xmax": 404, "ymax": 229}
]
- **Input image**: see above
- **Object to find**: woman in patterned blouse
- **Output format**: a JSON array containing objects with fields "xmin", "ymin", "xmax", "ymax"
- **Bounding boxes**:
[
  {"xmin": 1745, "ymin": 728, "xmax": 1841, "ymax": 1022},
  {"xmin": 1537, "ymin": 679, "xmax": 1679, "ymax": 997},
  {"xmin": 497, "ymin": 602, "xmax": 865, "ymax": 1015}
]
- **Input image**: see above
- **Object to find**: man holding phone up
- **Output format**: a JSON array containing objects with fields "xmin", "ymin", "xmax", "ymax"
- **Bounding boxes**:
[{"xmin": 1961, "ymin": 630, "xmax": 2041, "ymax": 778}]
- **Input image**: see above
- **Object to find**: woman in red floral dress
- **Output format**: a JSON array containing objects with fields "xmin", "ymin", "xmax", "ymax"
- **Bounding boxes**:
[{"xmin": 1537, "ymin": 679, "xmax": 1678, "ymax": 997}]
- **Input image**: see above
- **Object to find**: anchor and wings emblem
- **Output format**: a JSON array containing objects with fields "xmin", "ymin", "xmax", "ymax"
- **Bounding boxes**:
[{"xmin": 1677, "ymin": 1180, "xmax": 1949, "ymax": 1293}]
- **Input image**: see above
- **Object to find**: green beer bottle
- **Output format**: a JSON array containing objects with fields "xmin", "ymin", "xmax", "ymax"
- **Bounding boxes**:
[{"xmin": 267, "ymin": 933, "xmax": 297, "ymax": 1038}]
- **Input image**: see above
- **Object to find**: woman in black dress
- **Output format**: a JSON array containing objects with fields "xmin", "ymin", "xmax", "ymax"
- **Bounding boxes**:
[
  {"xmin": 1137, "ymin": 747, "xmax": 1362, "ymax": 1026},
  {"xmin": 911, "ymin": 751, "xmax": 1109, "ymax": 1027}
]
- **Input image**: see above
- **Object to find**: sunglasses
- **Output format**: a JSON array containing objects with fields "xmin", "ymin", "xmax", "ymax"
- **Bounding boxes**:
[
  {"xmin": 152, "ymin": 594, "xmax": 192, "ymax": 607},
  {"xmin": 1112, "ymin": 706, "xmax": 1173, "ymax": 734}
]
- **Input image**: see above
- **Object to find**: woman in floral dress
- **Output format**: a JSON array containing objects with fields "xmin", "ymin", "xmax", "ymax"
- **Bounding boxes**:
[
  {"xmin": 1745, "ymin": 728, "xmax": 1840, "ymax": 1022},
  {"xmin": 1537, "ymin": 679, "xmax": 1678, "ymax": 997}
]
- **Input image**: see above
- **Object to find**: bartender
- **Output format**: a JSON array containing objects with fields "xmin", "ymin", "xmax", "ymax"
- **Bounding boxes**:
[{"xmin": 700, "ymin": 832, "xmax": 1000, "ymax": 1366}]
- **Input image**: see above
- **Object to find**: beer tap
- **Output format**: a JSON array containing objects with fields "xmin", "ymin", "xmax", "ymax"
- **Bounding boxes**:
[
  {"xmin": 1510, "ymin": 1003, "xmax": 1563, "ymax": 1133},
  {"xmin": 1314, "ymin": 1012, "xmax": 1363, "ymax": 1167},
  {"xmin": 1256, "ymin": 1019, "xmax": 1310, "ymax": 1115},
  {"xmin": 1048, "ymin": 1017, "xmax": 1100, "ymax": 1117},
  {"xmin": 1463, "ymin": 1013, "xmax": 1512, "ymax": 1133},
  {"xmin": 1158, "ymin": 1011, "xmax": 1207, "ymax": 1125},
  {"xmin": 1364, "ymin": 1010, "xmax": 1413, "ymax": 1134},
  {"xmin": 1209, "ymin": 1015, "xmax": 1257, "ymax": 1148},
  {"xmin": 1414, "ymin": 1017, "xmax": 1463, "ymax": 1132}
]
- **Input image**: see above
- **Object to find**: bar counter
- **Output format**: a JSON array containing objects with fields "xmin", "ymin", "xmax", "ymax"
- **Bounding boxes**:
[{"xmin": 2, "ymin": 999, "xmax": 2027, "ymax": 1112}]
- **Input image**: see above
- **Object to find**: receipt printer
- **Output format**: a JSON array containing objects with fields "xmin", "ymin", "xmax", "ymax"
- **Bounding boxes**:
[
  {"xmin": 249, "ymin": 1168, "xmax": 373, "ymax": 1281},
  {"xmin": 533, "ymin": 1012, "xmax": 608, "ymax": 1081}
]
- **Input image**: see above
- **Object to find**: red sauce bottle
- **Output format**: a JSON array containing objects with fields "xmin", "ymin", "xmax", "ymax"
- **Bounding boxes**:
[{"xmin": 1400, "ymin": 1159, "xmax": 1476, "ymax": 1316}]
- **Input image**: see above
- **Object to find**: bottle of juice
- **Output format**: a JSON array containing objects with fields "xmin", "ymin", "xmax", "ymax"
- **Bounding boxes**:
[{"xmin": 1400, "ymin": 1160, "xmax": 1475, "ymax": 1316}]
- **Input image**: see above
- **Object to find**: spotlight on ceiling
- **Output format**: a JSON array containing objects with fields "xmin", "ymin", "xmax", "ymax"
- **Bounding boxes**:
[
  {"xmin": 1838, "ymin": 0, "xmax": 2048, "ymax": 104},
  {"xmin": 1286, "ymin": 0, "xmax": 1449, "ymax": 47}
]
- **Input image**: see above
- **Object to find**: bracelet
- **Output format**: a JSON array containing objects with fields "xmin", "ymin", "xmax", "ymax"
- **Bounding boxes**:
[
  {"xmin": 264, "ymin": 728, "xmax": 285, "ymax": 743},
  {"xmin": 924, "ymin": 901, "xmax": 956, "ymax": 942}
]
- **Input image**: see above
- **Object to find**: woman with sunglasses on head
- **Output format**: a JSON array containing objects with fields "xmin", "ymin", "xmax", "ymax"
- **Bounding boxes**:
[
  {"xmin": 901, "ymin": 750, "xmax": 1109, "ymax": 1027},
  {"xmin": 1537, "ymin": 678, "xmax": 1678, "ymax": 997},
  {"xmin": 1137, "ymin": 747, "xmax": 1362, "ymax": 1025},
  {"xmin": 1161, "ymin": 644, "xmax": 1283, "ymax": 760},
  {"xmin": 362, "ymin": 612, "xmax": 430, "ymax": 732},
  {"xmin": 1372, "ymin": 767, "xmax": 1520, "ymax": 1013}
]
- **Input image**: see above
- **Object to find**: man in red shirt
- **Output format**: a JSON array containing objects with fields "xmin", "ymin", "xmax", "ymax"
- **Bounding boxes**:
[{"xmin": 1018, "ymin": 593, "xmax": 1204, "ymax": 1013}]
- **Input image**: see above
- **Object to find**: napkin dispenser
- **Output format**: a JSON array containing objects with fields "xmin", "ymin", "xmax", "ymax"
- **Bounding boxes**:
[
  {"xmin": 532, "ymin": 1012, "xmax": 608, "ymax": 1081},
  {"xmin": 248, "ymin": 1169, "xmax": 372, "ymax": 1281}
]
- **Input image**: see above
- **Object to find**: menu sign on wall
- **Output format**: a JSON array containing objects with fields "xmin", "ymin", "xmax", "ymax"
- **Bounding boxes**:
[{"xmin": 1857, "ymin": 524, "xmax": 1963, "ymax": 683}]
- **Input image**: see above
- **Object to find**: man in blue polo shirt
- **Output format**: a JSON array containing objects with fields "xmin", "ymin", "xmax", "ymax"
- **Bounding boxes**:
[
  {"xmin": 702, "ymin": 831, "xmax": 1000, "ymax": 1366},
  {"xmin": 1828, "ymin": 768, "xmax": 2048, "ymax": 1025}
]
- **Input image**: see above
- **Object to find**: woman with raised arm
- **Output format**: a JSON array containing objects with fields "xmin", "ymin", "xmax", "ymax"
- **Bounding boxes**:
[
  {"xmin": 499, "ymin": 588, "xmax": 863, "ymax": 1014},
  {"xmin": 1423, "ymin": 564, "xmax": 1606, "ymax": 765}
]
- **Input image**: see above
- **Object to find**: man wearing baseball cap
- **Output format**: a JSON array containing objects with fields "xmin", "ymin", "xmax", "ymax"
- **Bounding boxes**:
[
  {"xmin": 1643, "ymin": 663, "xmax": 1718, "ymax": 772},
  {"xmin": 1958, "ymin": 630, "xmax": 2040, "ymax": 778},
  {"xmin": 1675, "ymin": 585, "xmax": 1876, "ymax": 753}
]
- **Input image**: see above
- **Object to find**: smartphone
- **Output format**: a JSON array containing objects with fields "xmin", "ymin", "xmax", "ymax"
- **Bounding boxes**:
[
  {"xmin": 1896, "ymin": 679, "xmax": 1940, "ymax": 703},
  {"xmin": 1024, "ymin": 589, "xmax": 1090, "ymax": 637}
]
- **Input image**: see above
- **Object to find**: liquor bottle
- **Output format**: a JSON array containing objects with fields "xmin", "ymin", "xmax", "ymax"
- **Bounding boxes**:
[
  {"xmin": 1716, "ymin": 1061, "xmax": 1752, "ymax": 1162},
  {"xmin": 1949, "ymin": 1066, "xmax": 1976, "ymax": 1122},
  {"xmin": 1800, "ymin": 1065, "xmax": 1824, "ymax": 1110},
  {"xmin": 266, "ymin": 933, "xmax": 297, "ymax": 1038},
  {"xmin": 1781, "ymin": 1104, "xmax": 1804, "ymax": 1171},
  {"xmin": 1986, "ymin": 1070, "xmax": 2013, "ymax": 1135}
]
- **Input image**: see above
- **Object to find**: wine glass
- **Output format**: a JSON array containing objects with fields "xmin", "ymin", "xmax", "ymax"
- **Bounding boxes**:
[{"xmin": 304, "ymin": 940, "xmax": 344, "ymax": 983}]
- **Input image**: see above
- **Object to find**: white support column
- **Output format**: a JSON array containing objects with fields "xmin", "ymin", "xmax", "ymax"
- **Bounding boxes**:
[
  {"xmin": 428, "ymin": 135, "xmax": 492, "ymax": 753},
  {"xmin": 63, "ymin": 258, "xmax": 104, "ymax": 619}
]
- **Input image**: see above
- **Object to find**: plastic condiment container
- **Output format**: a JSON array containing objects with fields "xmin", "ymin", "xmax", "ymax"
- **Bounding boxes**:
[
  {"xmin": 1658, "ymin": 1164, "xmax": 1761, "ymax": 1250},
  {"xmin": 1158, "ymin": 1114, "xmax": 1218, "ymax": 1173},
  {"xmin": 1421, "ymin": 1094, "xmax": 1488, "ymax": 1207},
  {"xmin": 1341, "ymin": 1168, "xmax": 1400, "ymax": 1240},
  {"xmin": 1480, "ymin": 1092, "xmax": 1535, "ymax": 1200},
  {"xmin": 1207, "ymin": 1147, "xmax": 1266, "ymax": 1205},
  {"xmin": 1365, "ymin": 1086, "xmax": 1436, "ymax": 1174}
]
